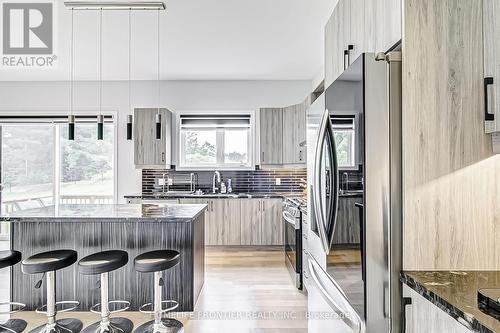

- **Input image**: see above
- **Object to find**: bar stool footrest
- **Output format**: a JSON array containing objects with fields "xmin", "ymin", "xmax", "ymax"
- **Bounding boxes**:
[
  {"xmin": 35, "ymin": 301, "xmax": 79, "ymax": 314},
  {"xmin": 89, "ymin": 300, "xmax": 131, "ymax": 315},
  {"xmin": 0, "ymin": 302, "xmax": 25, "ymax": 315},
  {"xmin": 138, "ymin": 300, "xmax": 179, "ymax": 315}
]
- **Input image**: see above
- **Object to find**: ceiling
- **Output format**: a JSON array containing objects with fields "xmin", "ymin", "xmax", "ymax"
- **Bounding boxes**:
[{"xmin": 0, "ymin": 0, "xmax": 336, "ymax": 81}]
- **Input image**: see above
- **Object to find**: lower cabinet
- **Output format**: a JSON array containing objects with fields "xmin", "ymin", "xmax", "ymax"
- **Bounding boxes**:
[
  {"xmin": 403, "ymin": 285, "xmax": 472, "ymax": 333},
  {"xmin": 333, "ymin": 196, "xmax": 363, "ymax": 245},
  {"xmin": 179, "ymin": 198, "xmax": 283, "ymax": 246}
]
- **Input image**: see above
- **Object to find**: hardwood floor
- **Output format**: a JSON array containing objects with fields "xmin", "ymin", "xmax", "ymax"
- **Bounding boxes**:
[{"xmin": 8, "ymin": 247, "xmax": 308, "ymax": 333}]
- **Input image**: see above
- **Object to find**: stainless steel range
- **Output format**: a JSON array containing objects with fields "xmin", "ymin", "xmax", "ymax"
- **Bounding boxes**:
[{"xmin": 283, "ymin": 197, "xmax": 306, "ymax": 290}]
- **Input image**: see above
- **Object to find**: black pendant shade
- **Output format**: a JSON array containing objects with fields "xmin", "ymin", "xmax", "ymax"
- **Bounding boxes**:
[
  {"xmin": 155, "ymin": 113, "xmax": 161, "ymax": 140},
  {"xmin": 127, "ymin": 115, "xmax": 133, "ymax": 140},
  {"xmin": 68, "ymin": 115, "xmax": 75, "ymax": 140},
  {"xmin": 97, "ymin": 115, "xmax": 104, "ymax": 140}
]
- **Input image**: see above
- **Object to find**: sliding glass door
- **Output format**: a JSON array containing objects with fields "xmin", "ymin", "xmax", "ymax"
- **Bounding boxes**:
[{"xmin": 0, "ymin": 120, "xmax": 115, "ymax": 218}]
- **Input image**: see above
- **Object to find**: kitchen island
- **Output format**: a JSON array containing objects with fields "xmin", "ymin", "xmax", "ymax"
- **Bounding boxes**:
[{"xmin": 0, "ymin": 204, "xmax": 207, "ymax": 312}]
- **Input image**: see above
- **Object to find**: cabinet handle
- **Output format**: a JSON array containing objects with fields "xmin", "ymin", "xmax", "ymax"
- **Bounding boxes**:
[
  {"xmin": 299, "ymin": 150, "xmax": 303, "ymax": 161},
  {"xmin": 347, "ymin": 44, "xmax": 353, "ymax": 67},
  {"xmin": 262, "ymin": 151, "xmax": 265, "ymax": 162},
  {"xmin": 485, "ymin": 77, "xmax": 495, "ymax": 121},
  {"xmin": 161, "ymin": 152, "xmax": 165, "ymax": 162},
  {"xmin": 402, "ymin": 297, "xmax": 412, "ymax": 333},
  {"xmin": 344, "ymin": 49, "xmax": 348, "ymax": 70},
  {"xmin": 262, "ymin": 200, "xmax": 265, "ymax": 211}
]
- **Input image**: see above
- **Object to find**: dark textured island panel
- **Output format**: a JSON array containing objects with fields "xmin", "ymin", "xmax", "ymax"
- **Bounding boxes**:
[
  {"xmin": 401, "ymin": 271, "xmax": 500, "ymax": 333},
  {"xmin": 7, "ymin": 204, "xmax": 206, "ymax": 312}
]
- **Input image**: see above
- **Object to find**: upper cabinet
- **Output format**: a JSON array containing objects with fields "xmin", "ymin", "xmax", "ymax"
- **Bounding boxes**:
[
  {"xmin": 483, "ymin": 0, "xmax": 500, "ymax": 134},
  {"xmin": 260, "ymin": 108, "xmax": 283, "ymax": 165},
  {"xmin": 374, "ymin": 0, "xmax": 402, "ymax": 53},
  {"xmin": 260, "ymin": 103, "xmax": 306, "ymax": 166},
  {"xmin": 325, "ymin": 0, "xmax": 402, "ymax": 87},
  {"xmin": 282, "ymin": 103, "xmax": 306, "ymax": 164},
  {"xmin": 134, "ymin": 108, "xmax": 172, "ymax": 169}
]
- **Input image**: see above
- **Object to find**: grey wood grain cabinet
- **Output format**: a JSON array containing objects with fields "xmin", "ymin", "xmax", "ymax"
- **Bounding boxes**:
[
  {"xmin": 179, "ymin": 198, "xmax": 282, "ymax": 246},
  {"xmin": 261, "ymin": 198, "xmax": 283, "ymax": 246},
  {"xmin": 240, "ymin": 199, "xmax": 262, "ymax": 245},
  {"xmin": 374, "ymin": 0, "xmax": 402, "ymax": 53},
  {"xmin": 282, "ymin": 103, "xmax": 306, "ymax": 164},
  {"xmin": 260, "ymin": 108, "xmax": 283, "ymax": 165},
  {"xmin": 325, "ymin": 0, "xmax": 350, "ymax": 88},
  {"xmin": 483, "ymin": 0, "xmax": 500, "ymax": 133},
  {"xmin": 403, "ymin": 285, "xmax": 471, "ymax": 333},
  {"xmin": 333, "ymin": 196, "xmax": 363, "ymax": 245},
  {"xmin": 134, "ymin": 108, "xmax": 172, "ymax": 169}
]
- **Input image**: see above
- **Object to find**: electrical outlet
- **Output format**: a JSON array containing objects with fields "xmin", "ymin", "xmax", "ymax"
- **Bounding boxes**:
[
  {"xmin": 157, "ymin": 178, "xmax": 165, "ymax": 186},
  {"xmin": 167, "ymin": 178, "xmax": 173, "ymax": 186},
  {"xmin": 275, "ymin": 178, "xmax": 281, "ymax": 186}
]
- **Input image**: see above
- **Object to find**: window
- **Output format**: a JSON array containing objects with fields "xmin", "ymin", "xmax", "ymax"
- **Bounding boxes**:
[
  {"xmin": 179, "ymin": 114, "xmax": 253, "ymax": 169},
  {"xmin": 331, "ymin": 115, "xmax": 356, "ymax": 168},
  {"xmin": 0, "ymin": 116, "xmax": 115, "ymax": 216}
]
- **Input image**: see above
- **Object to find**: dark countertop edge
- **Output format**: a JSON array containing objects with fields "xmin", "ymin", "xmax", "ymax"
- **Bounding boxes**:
[
  {"xmin": 124, "ymin": 193, "xmax": 291, "ymax": 199},
  {"xmin": 0, "ymin": 204, "xmax": 208, "ymax": 223},
  {"xmin": 124, "ymin": 193, "xmax": 363, "ymax": 199},
  {"xmin": 400, "ymin": 272, "xmax": 495, "ymax": 333}
]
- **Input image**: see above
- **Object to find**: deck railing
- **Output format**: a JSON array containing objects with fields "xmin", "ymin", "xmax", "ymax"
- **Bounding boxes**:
[{"xmin": 0, "ymin": 195, "xmax": 114, "ymax": 239}]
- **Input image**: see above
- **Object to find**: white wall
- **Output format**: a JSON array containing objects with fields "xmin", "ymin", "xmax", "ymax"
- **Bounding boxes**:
[{"xmin": 0, "ymin": 80, "xmax": 311, "ymax": 202}]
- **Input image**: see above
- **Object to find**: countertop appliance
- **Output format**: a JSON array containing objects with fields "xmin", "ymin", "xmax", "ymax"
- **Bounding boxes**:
[
  {"xmin": 306, "ymin": 52, "xmax": 402, "ymax": 333},
  {"xmin": 283, "ymin": 197, "xmax": 304, "ymax": 290}
]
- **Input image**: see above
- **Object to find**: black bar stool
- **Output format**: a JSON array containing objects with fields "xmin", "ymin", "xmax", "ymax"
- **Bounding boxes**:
[
  {"xmin": 78, "ymin": 250, "xmax": 133, "ymax": 333},
  {"xmin": 22, "ymin": 250, "xmax": 82, "ymax": 333},
  {"xmin": 133, "ymin": 250, "xmax": 183, "ymax": 333},
  {"xmin": 0, "ymin": 250, "xmax": 27, "ymax": 333}
]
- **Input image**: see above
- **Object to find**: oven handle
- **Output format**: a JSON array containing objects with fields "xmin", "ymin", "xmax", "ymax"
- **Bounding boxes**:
[{"xmin": 282, "ymin": 211, "xmax": 299, "ymax": 229}]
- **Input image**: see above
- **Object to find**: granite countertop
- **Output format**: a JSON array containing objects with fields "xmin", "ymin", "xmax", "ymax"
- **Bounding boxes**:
[
  {"xmin": 0, "ymin": 204, "xmax": 208, "ymax": 223},
  {"xmin": 125, "ymin": 192, "xmax": 291, "ymax": 199},
  {"xmin": 401, "ymin": 271, "xmax": 500, "ymax": 333}
]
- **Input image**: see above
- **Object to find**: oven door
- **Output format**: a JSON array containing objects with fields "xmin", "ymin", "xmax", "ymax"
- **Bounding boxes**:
[{"xmin": 283, "ymin": 209, "xmax": 302, "ymax": 288}]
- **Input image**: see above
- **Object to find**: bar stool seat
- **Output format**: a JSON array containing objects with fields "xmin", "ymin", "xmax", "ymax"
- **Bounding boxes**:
[
  {"xmin": 22, "ymin": 250, "xmax": 77, "ymax": 274},
  {"xmin": 22, "ymin": 250, "xmax": 82, "ymax": 333},
  {"xmin": 79, "ymin": 250, "xmax": 133, "ymax": 333},
  {"xmin": 0, "ymin": 251, "xmax": 21, "ymax": 269},
  {"xmin": 134, "ymin": 250, "xmax": 180, "ymax": 273},
  {"xmin": 0, "ymin": 250, "xmax": 27, "ymax": 333},
  {"xmin": 79, "ymin": 250, "xmax": 128, "ymax": 275}
]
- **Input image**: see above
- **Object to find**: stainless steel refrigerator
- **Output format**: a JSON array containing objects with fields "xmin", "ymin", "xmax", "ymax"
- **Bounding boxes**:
[{"xmin": 306, "ymin": 52, "xmax": 402, "ymax": 333}]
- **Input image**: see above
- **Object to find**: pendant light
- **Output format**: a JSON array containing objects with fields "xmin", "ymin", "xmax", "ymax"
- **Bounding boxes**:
[
  {"xmin": 126, "ymin": 9, "xmax": 133, "ymax": 140},
  {"xmin": 155, "ymin": 8, "xmax": 161, "ymax": 140},
  {"xmin": 97, "ymin": 8, "xmax": 104, "ymax": 140},
  {"xmin": 68, "ymin": 8, "xmax": 75, "ymax": 140}
]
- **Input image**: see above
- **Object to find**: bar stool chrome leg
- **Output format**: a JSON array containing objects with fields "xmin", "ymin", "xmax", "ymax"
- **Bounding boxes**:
[
  {"xmin": 81, "ymin": 272, "xmax": 133, "ymax": 333},
  {"xmin": 134, "ymin": 272, "xmax": 183, "ymax": 333},
  {"xmin": 29, "ymin": 271, "xmax": 82, "ymax": 333}
]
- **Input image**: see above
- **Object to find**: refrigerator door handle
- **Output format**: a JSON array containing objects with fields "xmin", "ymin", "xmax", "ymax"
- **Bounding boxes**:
[
  {"xmin": 312, "ymin": 109, "xmax": 330, "ymax": 253},
  {"xmin": 308, "ymin": 258, "xmax": 365, "ymax": 333},
  {"xmin": 312, "ymin": 109, "xmax": 339, "ymax": 254}
]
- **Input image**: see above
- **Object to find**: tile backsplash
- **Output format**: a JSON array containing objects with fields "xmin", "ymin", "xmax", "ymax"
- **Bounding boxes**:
[{"xmin": 142, "ymin": 169, "xmax": 307, "ymax": 194}]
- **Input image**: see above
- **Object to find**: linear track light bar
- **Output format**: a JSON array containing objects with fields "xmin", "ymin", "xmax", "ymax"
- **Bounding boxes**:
[{"xmin": 64, "ymin": 1, "xmax": 166, "ymax": 10}]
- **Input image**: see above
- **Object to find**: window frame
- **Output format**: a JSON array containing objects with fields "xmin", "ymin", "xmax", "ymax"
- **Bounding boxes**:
[
  {"xmin": 175, "ymin": 110, "xmax": 256, "ymax": 171},
  {"xmin": 330, "ymin": 111, "xmax": 360, "ymax": 170},
  {"xmin": 0, "ymin": 110, "xmax": 118, "ymax": 203}
]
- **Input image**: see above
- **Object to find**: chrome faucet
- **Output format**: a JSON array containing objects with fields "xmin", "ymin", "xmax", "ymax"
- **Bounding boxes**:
[{"xmin": 212, "ymin": 171, "xmax": 221, "ymax": 194}]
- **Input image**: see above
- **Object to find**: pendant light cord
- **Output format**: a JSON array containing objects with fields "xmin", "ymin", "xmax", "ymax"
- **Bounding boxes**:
[
  {"xmin": 128, "ymin": 9, "xmax": 132, "ymax": 114},
  {"xmin": 99, "ymin": 8, "xmax": 103, "ymax": 116},
  {"xmin": 157, "ymin": 8, "xmax": 160, "ymax": 112},
  {"xmin": 70, "ymin": 9, "xmax": 74, "ymax": 116}
]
